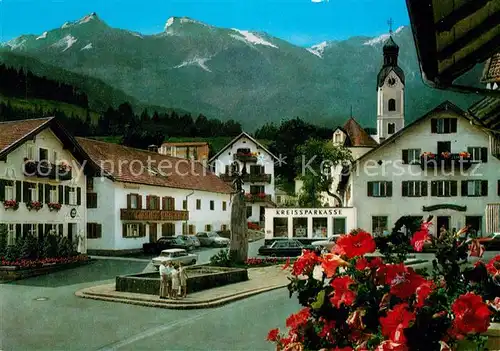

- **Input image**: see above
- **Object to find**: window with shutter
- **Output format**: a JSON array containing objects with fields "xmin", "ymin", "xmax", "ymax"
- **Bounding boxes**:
[
  {"xmin": 222, "ymin": 201, "xmax": 227, "ymax": 211},
  {"xmin": 431, "ymin": 119, "xmax": 437, "ymax": 133},
  {"xmin": 196, "ymin": 199, "xmax": 201, "ymax": 210},
  {"xmin": 182, "ymin": 223, "xmax": 187, "ymax": 234},
  {"xmin": 45, "ymin": 184, "xmax": 50, "ymax": 204},
  {"xmin": 183, "ymin": 200, "xmax": 187, "ymax": 210},
  {"xmin": 480, "ymin": 147, "xmax": 488, "ymax": 163},
  {"xmin": 402, "ymin": 150, "xmax": 409, "ymax": 164},
  {"xmin": 16, "ymin": 181, "xmax": 22, "ymax": 202},
  {"xmin": 210, "ymin": 200, "xmax": 214, "ymax": 210},
  {"xmin": 461, "ymin": 181, "xmax": 468, "ymax": 196},
  {"xmin": 420, "ymin": 181, "xmax": 428, "ymax": 196},
  {"xmin": 77, "ymin": 188, "xmax": 81, "ymax": 205},
  {"xmin": 0, "ymin": 180, "xmax": 5, "ymax": 201},
  {"xmin": 481, "ymin": 180, "xmax": 488, "ymax": 196}
]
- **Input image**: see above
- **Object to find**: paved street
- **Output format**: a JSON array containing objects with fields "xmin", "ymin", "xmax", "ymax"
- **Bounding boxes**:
[{"xmin": 1, "ymin": 242, "xmax": 498, "ymax": 351}]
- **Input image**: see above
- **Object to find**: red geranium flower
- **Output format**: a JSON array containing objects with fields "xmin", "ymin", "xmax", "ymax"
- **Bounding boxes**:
[
  {"xmin": 286, "ymin": 308, "xmax": 310, "ymax": 330},
  {"xmin": 320, "ymin": 253, "xmax": 349, "ymax": 278},
  {"xmin": 415, "ymin": 280, "xmax": 435, "ymax": 308},
  {"xmin": 334, "ymin": 231, "xmax": 376, "ymax": 259},
  {"xmin": 380, "ymin": 263, "xmax": 426, "ymax": 299},
  {"xmin": 410, "ymin": 225, "xmax": 430, "ymax": 252},
  {"xmin": 292, "ymin": 250, "xmax": 318, "ymax": 276},
  {"xmin": 267, "ymin": 328, "xmax": 280, "ymax": 342},
  {"xmin": 380, "ymin": 303, "xmax": 416, "ymax": 343},
  {"xmin": 330, "ymin": 276, "xmax": 357, "ymax": 308},
  {"xmin": 355, "ymin": 257, "xmax": 383, "ymax": 271},
  {"xmin": 318, "ymin": 317, "xmax": 336, "ymax": 343},
  {"xmin": 451, "ymin": 293, "xmax": 491, "ymax": 335},
  {"xmin": 333, "ymin": 348, "xmax": 354, "ymax": 351},
  {"xmin": 485, "ymin": 255, "xmax": 500, "ymax": 275},
  {"xmin": 375, "ymin": 340, "xmax": 408, "ymax": 351}
]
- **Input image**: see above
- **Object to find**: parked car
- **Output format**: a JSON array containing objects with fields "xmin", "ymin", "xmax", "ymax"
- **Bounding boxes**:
[
  {"xmin": 143, "ymin": 236, "xmax": 193, "ymax": 254},
  {"xmin": 258, "ymin": 239, "xmax": 314, "ymax": 257},
  {"xmin": 311, "ymin": 235, "xmax": 343, "ymax": 250},
  {"xmin": 196, "ymin": 232, "xmax": 230, "ymax": 247},
  {"xmin": 151, "ymin": 249, "xmax": 198, "ymax": 268},
  {"xmin": 177, "ymin": 235, "xmax": 200, "ymax": 249},
  {"xmin": 478, "ymin": 233, "xmax": 500, "ymax": 250}
]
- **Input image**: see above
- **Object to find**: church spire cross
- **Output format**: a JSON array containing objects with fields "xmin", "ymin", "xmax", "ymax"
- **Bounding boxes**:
[{"xmin": 387, "ymin": 18, "xmax": 394, "ymax": 35}]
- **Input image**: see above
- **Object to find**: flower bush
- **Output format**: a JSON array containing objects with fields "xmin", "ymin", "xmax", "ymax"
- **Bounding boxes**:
[
  {"xmin": 248, "ymin": 222, "xmax": 261, "ymax": 230},
  {"xmin": 26, "ymin": 201, "xmax": 43, "ymax": 211},
  {"xmin": 245, "ymin": 257, "xmax": 295, "ymax": 267},
  {"xmin": 48, "ymin": 202, "xmax": 62, "ymax": 211},
  {"xmin": 0, "ymin": 255, "xmax": 89, "ymax": 268},
  {"xmin": 3, "ymin": 199, "xmax": 19, "ymax": 210},
  {"xmin": 268, "ymin": 222, "xmax": 499, "ymax": 351}
]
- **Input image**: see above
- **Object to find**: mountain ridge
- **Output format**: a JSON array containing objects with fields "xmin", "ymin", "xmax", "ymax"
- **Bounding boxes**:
[{"xmin": 0, "ymin": 13, "xmax": 483, "ymax": 130}]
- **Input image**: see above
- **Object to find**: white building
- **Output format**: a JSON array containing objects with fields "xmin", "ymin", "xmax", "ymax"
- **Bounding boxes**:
[
  {"xmin": 209, "ymin": 132, "xmax": 278, "ymax": 224},
  {"xmin": 0, "ymin": 118, "xmax": 90, "ymax": 253},
  {"xmin": 76, "ymin": 137, "xmax": 233, "ymax": 255},
  {"xmin": 342, "ymin": 101, "xmax": 500, "ymax": 236}
]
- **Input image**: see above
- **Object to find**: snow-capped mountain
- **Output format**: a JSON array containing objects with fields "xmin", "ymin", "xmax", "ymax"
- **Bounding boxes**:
[{"xmin": 0, "ymin": 13, "xmax": 481, "ymax": 128}]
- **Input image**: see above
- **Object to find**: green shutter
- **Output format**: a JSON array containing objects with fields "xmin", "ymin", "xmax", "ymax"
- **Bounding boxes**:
[
  {"xmin": 386, "ymin": 182, "xmax": 393, "ymax": 197},
  {"xmin": 65, "ymin": 186, "xmax": 70, "ymax": 205},
  {"xmin": 16, "ymin": 181, "xmax": 22, "ymax": 202},
  {"xmin": 481, "ymin": 180, "xmax": 488, "ymax": 196},
  {"xmin": 58, "ymin": 224, "xmax": 63, "ymax": 236},
  {"xmin": 402, "ymin": 150, "xmax": 409, "ymax": 164},
  {"xmin": 58, "ymin": 185, "xmax": 64, "ymax": 204},
  {"xmin": 23, "ymin": 182, "xmax": 30, "ymax": 203},
  {"xmin": 45, "ymin": 184, "xmax": 51, "ymax": 204},
  {"xmin": 77, "ymin": 187, "xmax": 81, "ymax": 206},
  {"xmin": 0, "ymin": 180, "xmax": 4, "ymax": 201},
  {"xmin": 461, "ymin": 181, "xmax": 468, "ymax": 196},
  {"xmin": 367, "ymin": 182, "xmax": 373, "ymax": 196},
  {"xmin": 420, "ymin": 181, "xmax": 428, "ymax": 196},
  {"xmin": 451, "ymin": 181, "xmax": 458, "ymax": 196},
  {"xmin": 431, "ymin": 181, "xmax": 438, "ymax": 196},
  {"xmin": 38, "ymin": 184, "xmax": 44, "ymax": 203},
  {"xmin": 480, "ymin": 147, "xmax": 488, "ymax": 163},
  {"xmin": 401, "ymin": 181, "xmax": 408, "ymax": 197}
]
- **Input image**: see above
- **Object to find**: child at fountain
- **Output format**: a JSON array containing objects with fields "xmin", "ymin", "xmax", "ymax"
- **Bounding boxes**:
[
  {"xmin": 170, "ymin": 263, "xmax": 180, "ymax": 299},
  {"xmin": 178, "ymin": 262, "xmax": 188, "ymax": 298}
]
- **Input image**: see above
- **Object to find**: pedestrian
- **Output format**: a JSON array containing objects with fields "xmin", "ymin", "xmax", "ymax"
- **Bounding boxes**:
[
  {"xmin": 159, "ymin": 260, "xmax": 169, "ymax": 299},
  {"xmin": 179, "ymin": 262, "xmax": 188, "ymax": 298},
  {"xmin": 170, "ymin": 263, "xmax": 180, "ymax": 299}
]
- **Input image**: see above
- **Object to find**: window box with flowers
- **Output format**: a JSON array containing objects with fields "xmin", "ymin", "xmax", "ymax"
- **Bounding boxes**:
[
  {"xmin": 56, "ymin": 162, "xmax": 72, "ymax": 181},
  {"xmin": 26, "ymin": 201, "xmax": 43, "ymax": 211},
  {"xmin": 420, "ymin": 152, "xmax": 473, "ymax": 170},
  {"xmin": 234, "ymin": 152, "xmax": 258, "ymax": 162},
  {"xmin": 47, "ymin": 202, "xmax": 62, "ymax": 212},
  {"xmin": 3, "ymin": 200, "xmax": 19, "ymax": 210},
  {"xmin": 267, "ymin": 221, "xmax": 499, "ymax": 351}
]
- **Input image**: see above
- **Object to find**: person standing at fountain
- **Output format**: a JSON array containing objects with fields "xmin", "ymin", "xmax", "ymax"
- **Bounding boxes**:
[
  {"xmin": 159, "ymin": 260, "xmax": 170, "ymax": 299},
  {"xmin": 170, "ymin": 263, "xmax": 180, "ymax": 299},
  {"xmin": 178, "ymin": 262, "xmax": 188, "ymax": 298}
]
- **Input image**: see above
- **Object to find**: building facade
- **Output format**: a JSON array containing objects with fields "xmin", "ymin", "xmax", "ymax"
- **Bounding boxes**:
[
  {"xmin": 0, "ymin": 118, "xmax": 90, "ymax": 253},
  {"xmin": 344, "ymin": 102, "xmax": 500, "ymax": 236},
  {"xmin": 76, "ymin": 138, "xmax": 232, "ymax": 254},
  {"xmin": 209, "ymin": 132, "xmax": 277, "ymax": 224},
  {"xmin": 158, "ymin": 141, "xmax": 210, "ymax": 162}
]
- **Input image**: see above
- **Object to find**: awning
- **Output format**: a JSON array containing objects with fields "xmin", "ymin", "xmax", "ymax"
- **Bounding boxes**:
[{"xmin": 406, "ymin": 0, "xmax": 500, "ymax": 91}]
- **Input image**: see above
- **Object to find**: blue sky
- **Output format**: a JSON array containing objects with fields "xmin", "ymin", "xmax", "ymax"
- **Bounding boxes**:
[{"xmin": 0, "ymin": 0, "xmax": 409, "ymax": 46}]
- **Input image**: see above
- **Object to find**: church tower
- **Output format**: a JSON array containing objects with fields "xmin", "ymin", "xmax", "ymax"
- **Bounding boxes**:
[{"xmin": 376, "ymin": 32, "xmax": 405, "ymax": 143}]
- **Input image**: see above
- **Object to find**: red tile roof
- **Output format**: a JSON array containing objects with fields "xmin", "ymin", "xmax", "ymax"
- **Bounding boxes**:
[
  {"xmin": 162, "ymin": 141, "xmax": 208, "ymax": 147},
  {"xmin": 76, "ymin": 137, "xmax": 233, "ymax": 194},
  {"xmin": 342, "ymin": 118, "xmax": 378, "ymax": 147},
  {"xmin": 481, "ymin": 53, "xmax": 500, "ymax": 83},
  {"xmin": 0, "ymin": 117, "xmax": 53, "ymax": 153}
]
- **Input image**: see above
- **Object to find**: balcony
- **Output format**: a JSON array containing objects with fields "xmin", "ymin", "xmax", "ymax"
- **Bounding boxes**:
[
  {"xmin": 120, "ymin": 209, "xmax": 189, "ymax": 221},
  {"xmin": 220, "ymin": 173, "xmax": 272, "ymax": 183},
  {"xmin": 233, "ymin": 153, "xmax": 257, "ymax": 163},
  {"xmin": 244, "ymin": 193, "xmax": 272, "ymax": 203},
  {"xmin": 420, "ymin": 152, "xmax": 474, "ymax": 171},
  {"xmin": 23, "ymin": 160, "xmax": 73, "ymax": 181}
]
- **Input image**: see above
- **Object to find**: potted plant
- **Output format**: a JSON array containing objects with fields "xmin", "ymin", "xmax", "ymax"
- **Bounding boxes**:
[
  {"xmin": 26, "ymin": 201, "xmax": 43, "ymax": 211},
  {"xmin": 422, "ymin": 152, "xmax": 436, "ymax": 160},
  {"xmin": 441, "ymin": 151, "xmax": 451, "ymax": 159},
  {"xmin": 58, "ymin": 161, "xmax": 72, "ymax": 172},
  {"xmin": 47, "ymin": 202, "xmax": 62, "ymax": 211},
  {"xmin": 458, "ymin": 152, "xmax": 471, "ymax": 159},
  {"xmin": 268, "ymin": 223, "xmax": 499, "ymax": 351},
  {"xmin": 3, "ymin": 199, "xmax": 19, "ymax": 210}
]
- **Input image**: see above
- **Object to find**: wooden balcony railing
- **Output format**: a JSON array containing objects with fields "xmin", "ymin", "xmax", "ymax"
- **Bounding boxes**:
[
  {"xmin": 233, "ymin": 153, "xmax": 257, "ymax": 163},
  {"xmin": 220, "ymin": 173, "xmax": 271, "ymax": 183},
  {"xmin": 244, "ymin": 193, "xmax": 272, "ymax": 203},
  {"xmin": 120, "ymin": 209, "xmax": 189, "ymax": 221}
]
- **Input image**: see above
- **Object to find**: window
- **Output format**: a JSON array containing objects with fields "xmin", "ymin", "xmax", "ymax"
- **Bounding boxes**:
[
  {"xmin": 7, "ymin": 224, "xmax": 16, "ymax": 246},
  {"xmin": 29, "ymin": 183, "xmax": 38, "ymax": 202},
  {"xmin": 87, "ymin": 192, "xmax": 98, "ymax": 208},
  {"xmin": 467, "ymin": 147, "xmax": 488, "ymax": 163},
  {"xmin": 222, "ymin": 201, "xmax": 227, "ymax": 211},
  {"xmin": 276, "ymin": 195, "xmax": 282, "ymax": 203},
  {"xmin": 162, "ymin": 197, "xmax": 174, "ymax": 211},
  {"xmin": 205, "ymin": 224, "xmax": 212, "ymax": 231},
  {"xmin": 431, "ymin": 180, "xmax": 458, "ymax": 197},
  {"xmin": 68, "ymin": 187, "xmax": 76, "ymax": 205},
  {"xmin": 402, "ymin": 149, "xmax": 421, "ymax": 164},
  {"xmin": 183, "ymin": 200, "xmax": 187, "ymax": 210},
  {"xmin": 246, "ymin": 206, "xmax": 253, "ymax": 218},
  {"xmin": 402, "ymin": 181, "xmax": 428, "ymax": 197},
  {"xmin": 221, "ymin": 224, "xmax": 228, "ymax": 231},
  {"xmin": 210, "ymin": 200, "xmax": 214, "ymax": 210},
  {"xmin": 388, "ymin": 99, "xmax": 396, "ymax": 111},
  {"xmin": 462, "ymin": 180, "xmax": 488, "ymax": 197},
  {"xmin": 388, "ymin": 123, "xmax": 396, "ymax": 134},
  {"xmin": 161, "ymin": 223, "xmax": 175, "ymax": 236},
  {"xmin": 53, "ymin": 150, "xmax": 58, "ymax": 164},
  {"xmin": 87, "ymin": 223, "xmax": 102, "ymax": 239},
  {"xmin": 437, "ymin": 141, "xmax": 451, "ymax": 155},
  {"xmin": 49, "ymin": 185, "xmax": 58, "ymax": 203},
  {"xmin": 86, "ymin": 177, "xmax": 94, "ymax": 191},
  {"xmin": 127, "ymin": 194, "xmax": 141, "ymax": 209},
  {"xmin": 26, "ymin": 144, "xmax": 35, "ymax": 160},
  {"xmin": 250, "ymin": 185, "xmax": 265, "ymax": 194},
  {"xmin": 431, "ymin": 118, "xmax": 457, "ymax": 134},
  {"xmin": 123, "ymin": 223, "xmax": 145, "ymax": 238},
  {"xmin": 5, "ymin": 183, "xmax": 14, "ymax": 201},
  {"xmin": 367, "ymin": 181, "xmax": 392, "ymax": 197},
  {"xmin": 333, "ymin": 218, "xmax": 346, "ymax": 235},
  {"xmin": 196, "ymin": 199, "xmax": 201, "ymax": 210},
  {"xmin": 28, "ymin": 224, "xmax": 38, "ymax": 238},
  {"xmin": 334, "ymin": 132, "xmax": 343, "ymax": 144},
  {"xmin": 250, "ymin": 165, "xmax": 264, "ymax": 175},
  {"xmin": 372, "ymin": 216, "xmax": 388, "ymax": 237},
  {"xmin": 39, "ymin": 148, "xmax": 48, "ymax": 162},
  {"xmin": 188, "ymin": 225, "xmax": 195, "ymax": 235},
  {"xmin": 147, "ymin": 195, "xmax": 160, "ymax": 210},
  {"xmin": 182, "ymin": 222, "xmax": 188, "ymax": 235}
]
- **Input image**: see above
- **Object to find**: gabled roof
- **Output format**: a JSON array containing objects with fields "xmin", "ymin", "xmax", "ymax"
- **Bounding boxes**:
[
  {"xmin": 0, "ymin": 117, "xmax": 98, "ymax": 173},
  {"xmin": 77, "ymin": 137, "xmax": 233, "ymax": 194},
  {"xmin": 481, "ymin": 53, "xmax": 500, "ymax": 84},
  {"xmin": 353, "ymin": 101, "xmax": 470, "ymax": 167},
  {"xmin": 161, "ymin": 141, "xmax": 208, "ymax": 147},
  {"xmin": 468, "ymin": 97, "xmax": 500, "ymax": 132},
  {"xmin": 342, "ymin": 118, "xmax": 378, "ymax": 147},
  {"xmin": 208, "ymin": 131, "xmax": 278, "ymax": 162}
]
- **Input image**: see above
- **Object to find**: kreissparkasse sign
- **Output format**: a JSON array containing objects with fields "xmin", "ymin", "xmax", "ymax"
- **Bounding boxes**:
[{"xmin": 271, "ymin": 208, "xmax": 344, "ymax": 216}]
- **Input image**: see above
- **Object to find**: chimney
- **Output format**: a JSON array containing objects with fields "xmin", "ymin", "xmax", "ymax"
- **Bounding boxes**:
[{"xmin": 148, "ymin": 144, "xmax": 159, "ymax": 153}]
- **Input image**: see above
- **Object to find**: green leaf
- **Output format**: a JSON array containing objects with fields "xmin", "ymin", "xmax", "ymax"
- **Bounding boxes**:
[{"xmin": 311, "ymin": 290, "xmax": 325, "ymax": 310}]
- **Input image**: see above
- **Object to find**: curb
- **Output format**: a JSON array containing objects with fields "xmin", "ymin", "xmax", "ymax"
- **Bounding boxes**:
[{"xmin": 75, "ymin": 283, "xmax": 288, "ymax": 310}]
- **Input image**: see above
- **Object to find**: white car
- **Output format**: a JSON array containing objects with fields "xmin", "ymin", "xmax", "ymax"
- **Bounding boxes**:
[
  {"xmin": 151, "ymin": 249, "xmax": 198, "ymax": 268},
  {"xmin": 311, "ymin": 235, "xmax": 343, "ymax": 250}
]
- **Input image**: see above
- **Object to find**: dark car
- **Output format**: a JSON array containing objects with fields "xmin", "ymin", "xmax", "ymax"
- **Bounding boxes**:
[
  {"xmin": 143, "ymin": 236, "xmax": 193, "ymax": 254},
  {"xmin": 258, "ymin": 239, "xmax": 313, "ymax": 257}
]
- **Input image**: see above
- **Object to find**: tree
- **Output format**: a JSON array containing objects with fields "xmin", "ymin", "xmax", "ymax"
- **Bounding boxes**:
[{"xmin": 295, "ymin": 138, "xmax": 352, "ymax": 208}]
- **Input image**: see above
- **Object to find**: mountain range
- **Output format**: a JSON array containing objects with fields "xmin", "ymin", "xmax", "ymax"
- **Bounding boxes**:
[{"xmin": 0, "ymin": 13, "xmax": 483, "ymax": 130}]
